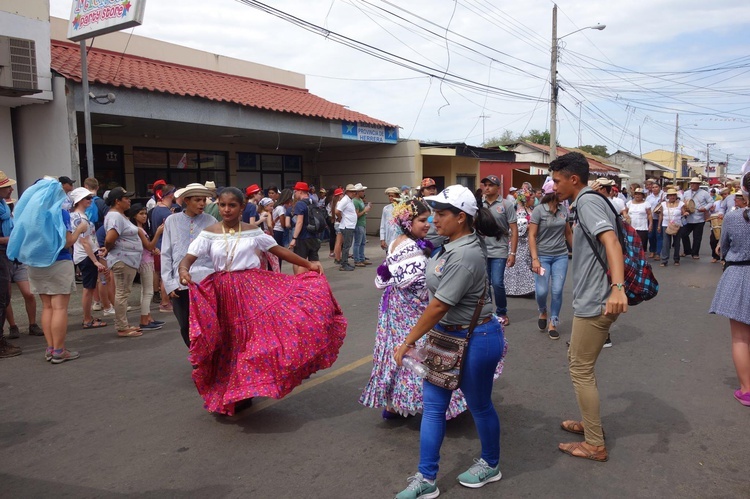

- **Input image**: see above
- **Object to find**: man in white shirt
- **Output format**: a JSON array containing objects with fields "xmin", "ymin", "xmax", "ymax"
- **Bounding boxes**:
[
  {"xmin": 680, "ymin": 178, "xmax": 713, "ymax": 259},
  {"xmin": 335, "ymin": 184, "xmax": 358, "ymax": 271},
  {"xmin": 645, "ymin": 183, "xmax": 666, "ymax": 258},
  {"xmin": 379, "ymin": 187, "xmax": 400, "ymax": 251},
  {"xmin": 506, "ymin": 187, "xmax": 518, "ymax": 204}
]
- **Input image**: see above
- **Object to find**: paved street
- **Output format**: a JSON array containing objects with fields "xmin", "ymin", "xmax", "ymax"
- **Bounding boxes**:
[{"xmin": 1, "ymin": 238, "xmax": 748, "ymax": 498}]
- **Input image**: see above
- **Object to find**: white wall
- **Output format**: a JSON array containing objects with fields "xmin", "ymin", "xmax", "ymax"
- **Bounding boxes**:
[
  {"xmin": 0, "ymin": 106, "xmax": 17, "ymax": 180},
  {"xmin": 14, "ymin": 76, "xmax": 75, "ymax": 189}
]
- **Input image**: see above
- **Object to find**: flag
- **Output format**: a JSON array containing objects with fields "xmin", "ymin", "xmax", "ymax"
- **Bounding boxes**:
[{"xmin": 177, "ymin": 153, "xmax": 188, "ymax": 170}]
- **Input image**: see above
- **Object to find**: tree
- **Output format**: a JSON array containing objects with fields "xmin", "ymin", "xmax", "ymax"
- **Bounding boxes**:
[
  {"xmin": 578, "ymin": 144, "xmax": 608, "ymax": 157},
  {"xmin": 520, "ymin": 129, "xmax": 558, "ymax": 146},
  {"xmin": 482, "ymin": 129, "xmax": 518, "ymax": 148}
]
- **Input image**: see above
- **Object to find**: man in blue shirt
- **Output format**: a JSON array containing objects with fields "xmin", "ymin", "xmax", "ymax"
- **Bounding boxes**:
[{"xmin": 289, "ymin": 181, "xmax": 321, "ymax": 274}]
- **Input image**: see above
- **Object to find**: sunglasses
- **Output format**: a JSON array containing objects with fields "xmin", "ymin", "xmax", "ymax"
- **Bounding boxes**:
[{"xmin": 84, "ymin": 196, "xmax": 93, "ymax": 201}]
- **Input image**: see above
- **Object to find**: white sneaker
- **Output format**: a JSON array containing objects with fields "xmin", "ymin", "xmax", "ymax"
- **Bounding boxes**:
[
  {"xmin": 126, "ymin": 305, "xmax": 134, "ymax": 312},
  {"xmin": 102, "ymin": 306, "xmax": 115, "ymax": 316},
  {"xmin": 92, "ymin": 301, "xmax": 102, "ymax": 311}
]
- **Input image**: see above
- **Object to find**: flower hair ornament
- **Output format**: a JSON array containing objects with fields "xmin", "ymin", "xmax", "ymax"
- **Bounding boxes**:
[{"xmin": 390, "ymin": 200, "xmax": 420, "ymax": 235}]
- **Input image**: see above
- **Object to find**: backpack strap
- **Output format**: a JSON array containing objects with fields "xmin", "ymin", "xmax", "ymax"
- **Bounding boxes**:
[{"xmin": 574, "ymin": 190, "xmax": 619, "ymax": 275}]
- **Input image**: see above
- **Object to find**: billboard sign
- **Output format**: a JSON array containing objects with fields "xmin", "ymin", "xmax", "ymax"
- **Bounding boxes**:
[
  {"xmin": 67, "ymin": 0, "xmax": 147, "ymax": 42},
  {"xmin": 341, "ymin": 121, "xmax": 398, "ymax": 144}
]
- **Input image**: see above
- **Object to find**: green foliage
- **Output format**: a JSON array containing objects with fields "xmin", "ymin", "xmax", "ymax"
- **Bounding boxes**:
[
  {"xmin": 482, "ymin": 129, "xmax": 518, "ymax": 147},
  {"xmin": 578, "ymin": 144, "xmax": 608, "ymax": 157}
]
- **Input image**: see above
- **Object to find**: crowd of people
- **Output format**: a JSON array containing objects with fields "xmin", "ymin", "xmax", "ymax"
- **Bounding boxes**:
[{"xmin": 1, "ymin": 158, "xmax": 748, "ymax": 498}]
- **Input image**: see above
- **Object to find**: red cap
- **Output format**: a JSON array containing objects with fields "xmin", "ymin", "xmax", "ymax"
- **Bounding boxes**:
[
  {"xmin": 152, "ymin": 179, "xmax": 166, "ymax": 188},
  {"xmin": 333, "ymin": 188, "xmax": 344, "ymax": 196},
  {"xmin": 245, "ymin": 184, "xmax": 261, "ymax": 196},
  {"xmin": 421, "ymin": 178, "xmax": 436, "ymax": 188},
  {"xmin": 294, "ymin": 181, "xmax": 309, "ymax": 192}
]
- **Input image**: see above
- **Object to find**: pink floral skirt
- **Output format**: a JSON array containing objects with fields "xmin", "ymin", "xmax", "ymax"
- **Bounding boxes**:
[{"xmin": 188, "ymin": 269, "xmax": 347, "ymax": 415}]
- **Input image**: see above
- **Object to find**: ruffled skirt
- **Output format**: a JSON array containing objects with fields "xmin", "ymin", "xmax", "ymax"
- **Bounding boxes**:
[{"xmin": 188, "ymin": 269, "xmax": 347, "ymax": 415}]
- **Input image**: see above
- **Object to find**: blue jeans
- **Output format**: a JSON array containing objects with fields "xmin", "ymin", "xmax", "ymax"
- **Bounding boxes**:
[
  {"xmin": 648, "ymin": 223, "xmax": 662, "ymax": 255},
  {"xmin": 419, "ymin": 318, "xmax": 505, "ymax": 480},
  {"xmin": 487, "ymin": 258, "xmax": 507, "ymax": 316},
  {"xmin": 535, "ymin": 254, "xmax": 569, "ymax": 326},
  {"xmin": 354, "ymin": 225, "xmax": 366, "ymax": 263}
]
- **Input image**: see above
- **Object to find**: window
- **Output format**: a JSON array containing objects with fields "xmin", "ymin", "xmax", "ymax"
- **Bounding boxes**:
[
  {"xmin": 236, "ymin": 152, "xmax": 302, "ymax": 191},
  {"xmin": 133, "ymin": 148, "xmax": 228, "ymax": 196}
]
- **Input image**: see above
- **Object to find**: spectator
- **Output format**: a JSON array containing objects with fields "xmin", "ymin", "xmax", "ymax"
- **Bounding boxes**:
[
  {"xmin": 289, "ymin": 182, "xmax": 321, "ymax": 274},
  {"xmin": 150, "ymin": 184, "xmax": 176, "ymax": 313},
  {"xmin": 128, "ymin": 204, "xmax": 165, "ymax": 331},
  {"xmin": 336, "ymin": 184, "xmax": 358, "ymax": 271},
  {"xmin": 59, "ymin": 176, "xmax": 75, "ymax": 211},
  {"xmin": 242, "ymin": 184, "xmax": 262, "ymax": 223},
  {"xmin": 352, "ymin": 183, "xmax": 371, "ymax": 267},
  {"xmin": 146, "ymin": 179, "xmax": 166, "ymax": 211},
  {"xmin": 379, "ymin": 187, "xmax": 401, "ymax": 251}
]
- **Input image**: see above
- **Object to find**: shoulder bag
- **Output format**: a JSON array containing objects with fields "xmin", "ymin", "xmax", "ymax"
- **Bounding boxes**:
[{"xmin": 422, "ymin": 282, "xmax": 487, "ymax": 390}]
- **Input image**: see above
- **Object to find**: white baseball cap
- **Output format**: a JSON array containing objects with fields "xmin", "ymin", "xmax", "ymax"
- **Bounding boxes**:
[{"xmin": 424, "ymin": 184, "xmax": 478, "ymax": 217}]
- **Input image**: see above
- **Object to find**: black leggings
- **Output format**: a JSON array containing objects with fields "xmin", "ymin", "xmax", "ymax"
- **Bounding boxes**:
[{"xmin": 170, "ymin": 289, "xmax": 190, "ymax": 347}]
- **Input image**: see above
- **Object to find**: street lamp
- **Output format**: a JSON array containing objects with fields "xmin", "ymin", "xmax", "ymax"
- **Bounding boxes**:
[{"xmin": 549, "ymin": 4, "xmax": 605, "ymax": 161}]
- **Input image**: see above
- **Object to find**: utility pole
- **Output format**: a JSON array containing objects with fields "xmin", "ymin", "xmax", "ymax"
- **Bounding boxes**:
[
  {"xmin": 549, "ymin": 4, "xmax": 558, "ymax": 161},
  {"xmin": 672, "ymin": 113, "xmax": 679, "ymax": 181},
  {"xmin": 479, "ymin": 114, "xmax": 491, "ymax": 145},
  {"xmin": 706, "ymin": 143, "xmax": 716, "ymax": 179}
]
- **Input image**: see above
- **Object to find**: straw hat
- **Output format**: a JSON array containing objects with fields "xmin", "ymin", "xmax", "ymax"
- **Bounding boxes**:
[
  {"xmin": 666, "ymin": 188, "xmax": 679, "ymax": 196},
  {"xmin": 175, "ymin": 183, "xmax": 215, "ymax": 199},
  {"xmin": 0, "ymin": 171, "xmax": 17, "ymax": 188},
  {"xmin": 689, "ymin": 177, "xmax": 702, "ymax": 184}
]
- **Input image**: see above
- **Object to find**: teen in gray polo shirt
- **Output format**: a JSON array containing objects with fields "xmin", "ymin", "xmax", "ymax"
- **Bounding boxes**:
[
  {"xmin": 548, "ymin": 152, "xmax": 627, "ymax": 464},
  {"xmin": 480, "ymin": 175, "xmax": 518, "ymax": 326}
]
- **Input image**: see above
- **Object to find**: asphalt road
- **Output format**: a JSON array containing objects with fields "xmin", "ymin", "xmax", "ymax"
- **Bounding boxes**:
[{"xmin": 1, "ymin": 237, "xmax": 748, "ymax": 498}]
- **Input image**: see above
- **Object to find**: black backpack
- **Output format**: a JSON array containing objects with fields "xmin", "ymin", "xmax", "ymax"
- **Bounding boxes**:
[{"xmin": 305, "ymin": 199, "xmax": 328, "ymax": 235}]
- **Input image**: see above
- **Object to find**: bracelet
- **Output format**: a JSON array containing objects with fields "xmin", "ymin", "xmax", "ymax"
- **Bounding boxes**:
[
  {"xmin": 532, "ymin": 257, "xmax": 539, "ymax": 261},
  {"xmin": 509, "ymin": 252, "xmax": 517, "ymax": 256},
  {"xmin": 402, "ymin": 342, "xmax": 415, "ymax": 348},
  {"xmin": 178, "ymin": 266, "xmax": 189, "ymax": 272},
  {"xmin": 610, "ymin": 282, "xmax": 625, "ymax": 290}
]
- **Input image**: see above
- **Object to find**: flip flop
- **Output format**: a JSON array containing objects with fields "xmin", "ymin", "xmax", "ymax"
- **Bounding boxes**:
[
  {"xmin": 558, "ymin": 441, "xmax": 608, "ymax": 462},
  {"xmin": 82, "ymin": 318, "xmax": 107, "ymax": 329},
  {"xmin": 117, "ymin": 327, "xmax": 142, "ymax": 337}
]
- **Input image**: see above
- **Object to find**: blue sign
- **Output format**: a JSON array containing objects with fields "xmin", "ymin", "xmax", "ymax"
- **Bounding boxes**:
[{"xmin": 342, "ymin": 121, "xmax": 398, "ymax": 144}]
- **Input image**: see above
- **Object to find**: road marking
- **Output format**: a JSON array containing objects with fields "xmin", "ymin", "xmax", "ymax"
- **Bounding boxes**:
[{"xmin": 244, "ymin": 354, "xmax": 373, "ymax": 414}]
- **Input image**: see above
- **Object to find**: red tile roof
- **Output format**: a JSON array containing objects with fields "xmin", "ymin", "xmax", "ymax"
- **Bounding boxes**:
[
  {"xmin": 50, "ymin": 41, "xmax": 394, "ymax": 127},
  {"xmin": 524, "ymin": 143, "xmax": 620, "ymax": 173}
]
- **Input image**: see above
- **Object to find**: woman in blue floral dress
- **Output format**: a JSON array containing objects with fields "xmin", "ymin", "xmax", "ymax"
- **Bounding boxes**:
[{"xmin": 359, "ymin": 199, "xmax": 470, "ymax": 419}]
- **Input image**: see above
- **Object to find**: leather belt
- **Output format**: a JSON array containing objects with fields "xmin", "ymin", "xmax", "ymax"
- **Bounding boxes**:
[{"xmin": 441, "ymin": 316, "xmax": 492, "ymax": 332}]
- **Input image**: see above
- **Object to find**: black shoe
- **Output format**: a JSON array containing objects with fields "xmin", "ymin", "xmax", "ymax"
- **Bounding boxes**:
[
  {"xmin": 339, "ymin": 264, "xmax": 355, "ymax": 271},
  {"xmin": 0, "ymin": 337, "xmax": 22, "ymax": 358},
  {"xmin": 538, "ymin": 318, "xmax": 547, "ymax": 331},
  {"xmin": 603, "ymin": 336, "xmax": 613, "ymax": 348},
  {"xmin": 548, "ymin": 329, "xmax": 560, "ymax": 340}
]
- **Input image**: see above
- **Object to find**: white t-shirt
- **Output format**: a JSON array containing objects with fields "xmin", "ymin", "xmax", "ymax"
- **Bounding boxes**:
[
  {"xmin": 626, "ymin": 201, "xmax": 650, "ymax": 231},
  {"xmin": 661, "ymin": 201, "xmax": 684, "ymax": 227},
  {"xmin": 272, "ymin": 205, "xmax": 285, "ymax": 232},
  {"xmin": 609, "ymin": 196, "xmax": 626, "ymax": 214},
  {"xmin": 70, "ymin": 211, "xmax": 98, "ymax": 265},
  {"xmin": 337, "ymin": 194, "xmax": 357, "ymax": 229}
]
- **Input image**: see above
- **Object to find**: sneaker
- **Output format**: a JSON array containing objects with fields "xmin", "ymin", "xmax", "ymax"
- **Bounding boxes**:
[
  {"xmin": 152, "ymin": 291, "xmax": 161, "ymax": 304},
  {"xmin": 363, "ymin": 260, "xmax": 373, "ymax": 266},
  {"xmin": 51, "ymin": 349, "xmax": 80, "ymax": 364},
  {"xmin": 548, "ymin": 329, "xmax": 560, "ymax": 340},
  {"xmin": 28, "ymin": 324, "xmax": 44, "ymax": 336},
  {"xmin": 45, "ymin": 347, "xmax": 53, "ymax": 362},
  {"xmin": 159, "ymin": 304, "xmax": 173, "ymax": 313},
  {"xmin": 333, "ymin": 259, "xmax": 342, "ymax": 265},
  {"xmin": 139, "ymin": 322, "xmax": 163, "ymax": 331},
  {"xmin": 355, "ymin": 262, "xmax": 366, "ymax": 267},
  {"xmin": 395, "ymin": 472, "xmax": 439, "ymax": 499},
  {"xmin": 126, "ymin": 305, "xmax": 134, "ymax": 312},
  {"xmin": 339, "ymin": 264, "xmax": 355, "ymax": 272},
  {"xmin": 7, "ymin": 325, "xmax": 20, "ymax": 339},
  {"xmin": 734, "ymin": 389, "xmax": 750, "ymax": 407},
  {"xmin": 149, "ymin": 319, "xmax": 166, "ymax": 326},
  {"xmin": 603, "ymin": 336, "xmax": 612, "ymax": 348},
  {"xmin": 457, "ymin": 458, "xmax": 502, "ymax": 489},
  {"xmin": 92, "ymin": 301, "xmax": 103, "ymax": 311},
  {"xmin": 329, "ymin": 252, "xmax": 335, "ymax": 258},
  {"xmin": 0, "ymin": 338, "xmax": 22, "ymax": 358},
  {"xmin": 102, "ymin": 306, "xmax": 116, "ymax": 316}
]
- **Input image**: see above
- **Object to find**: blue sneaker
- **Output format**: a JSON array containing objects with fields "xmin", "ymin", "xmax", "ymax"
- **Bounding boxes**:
[
  {"xmin": 457, "ymin": 458, "xmax": 501, "ymax": 488},
  {"xmin": 395, "ymin": 473, "xmax": 439, "ymax": 499},
  {"xmin": 149, "ymin": 320, "xmax": 166, "ymax": 326}
]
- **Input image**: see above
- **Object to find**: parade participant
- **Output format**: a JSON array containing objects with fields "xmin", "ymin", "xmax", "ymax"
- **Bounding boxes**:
[
  {"xmin": 289, "ymin": 181, "xmax": 322, "ymax": 273},
  {"xmin": 709, "ymin": 173, "xmax": 750, "ymax": 406},
  {"xmin": 480, "ymin": 174, "xmax": 517, "ymax": 326},
  {"xmin": 361, "ymin": 199, "xmax": 470, "ymax": 420},
  {"xmin": 709, "ymin": 189, "xmax": 729, "ymax": 262},
  {"xmin": 178, "ymin": 187, "xmax": 347, "ymax": 415},
  {"xmin": 529, "ymin": 180, "xmax": 573, "ymax": 340},
  {"xmin": 504, "ymin": 192, "xmax": 535, "ymax": 297},
  {"xmin": 352, "ymin": 183, "xmax": 371, "ymax": 267},
  {"xmin": 128, "ymin": 204, "xmax": 165, "ymax": 331},
  {"xmin": 241, "ymin": 184, "xmax": 263, "ymax": 223},
  {"xmin": 103, "ymin": 187, "xmax": 143, "ymax": 338},
  {"xmin": 646, "ymin": 183, "xmax": 665, "ymax": 258},
  {"xmin": 336, "ymin": 184, "xmax": 358, "ymax": 271},
  {"xmin": 506, "ymin": 186, "xmax": 518, "ymax": 203},
  {"xmin": 8, "ymin": 178, "xmax": 89, "ymax": 363},
  {"xmin": 624, "ymin": 188, "xmax": 653, "ymax": 252},
  {"xmin": 203, "ymin": 181, "xmax": 222, "ymax": 222},
  {"xmin": 0, "ymin": 173, "xmax": 42, "ymax": 339},
  {"xmin": 658, "ymin": 189, "xmax": 684, "ymax": 267},
  {"xmin": 681, "ymin": 178, "xmax": 713, "ymax": 259},
  {"xmin": 393, "ymin": 185, "xmax": 506, "ymax": 498},
  {"xmin": 150, "ymin": 184, "xmax": 177, "ymax": 313},
  {"xmin": 70, "ymin": 187, "xmax": 107, "ymax": 330},
  {"xmin": 379, "ymin": 187, "xmax": 401, "ymax": 251},
  {"xmin": 549, "ymin": 152, "xmax": 627, "ymax": 462},
  {"xmin": 161, "ymin": 183, "xmax": 217, "ymax": 347}
]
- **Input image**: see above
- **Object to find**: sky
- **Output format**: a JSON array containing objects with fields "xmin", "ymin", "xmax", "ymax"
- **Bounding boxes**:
[{"xmin": 50, "ymin": 0, "xmax": 750, "ymax": 172}]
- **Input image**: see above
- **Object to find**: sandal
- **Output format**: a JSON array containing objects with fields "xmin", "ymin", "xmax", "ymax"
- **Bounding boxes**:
[
  {"xmin": 558, "ymin": 441, "xmax": 608, "ymax": 462},
  {"xmin": 498, "ymin": 316, "xmax": 510, "ymax": 327},
  {"xmin": 560, "ymin": 420, "xmax": 585, "ymax": 435},
  {"xmin": 117, "ymin": 327, "xmax": 143, "ymax": 337},
  {"xmin": 83, "ymin": 318, "xmax": 107, "ymax": 329}
]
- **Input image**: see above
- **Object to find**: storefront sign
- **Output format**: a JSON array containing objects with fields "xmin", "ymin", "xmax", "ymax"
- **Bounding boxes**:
[
  {"xmin": 342, "ymin": 121, "xmax": 398, "ymax": 144},
  {"xmin": 67, "ymin": 0, "xmax": 148, "ymax": 42}
]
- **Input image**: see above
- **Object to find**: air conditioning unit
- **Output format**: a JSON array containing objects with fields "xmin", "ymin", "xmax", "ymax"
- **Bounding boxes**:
[{"xmin": 0, "ymin": 36, "xmax": 40, "ymax": 97}]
